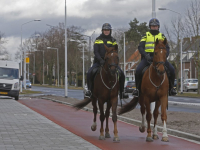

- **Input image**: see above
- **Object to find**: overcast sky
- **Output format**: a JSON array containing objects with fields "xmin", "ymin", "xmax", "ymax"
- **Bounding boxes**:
[{"xmin": 0, "ymin": 0, "xmax": 192, "ymax": 60}]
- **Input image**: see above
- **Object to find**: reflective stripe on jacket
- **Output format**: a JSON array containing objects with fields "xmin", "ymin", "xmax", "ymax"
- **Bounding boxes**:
[
  {"xmin": 94, "ymin": 39, "xmax": 117, "ymax": 46},
  {"xmin": 141, "ymin": 31, "xmax": 165, "ymax": 53}
]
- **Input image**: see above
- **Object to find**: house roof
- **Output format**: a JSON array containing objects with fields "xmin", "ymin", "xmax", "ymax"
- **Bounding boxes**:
[{"xmin": 125, "ymin": 49, "xmax": 141, "ymax": 70}]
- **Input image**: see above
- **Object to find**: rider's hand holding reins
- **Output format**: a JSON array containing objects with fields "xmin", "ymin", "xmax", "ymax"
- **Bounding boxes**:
[
  {"xmin": 145, "ymin": 53, "xmax": 152, "ymax": 61},
  {"xmin": 100, "ymin": 59, "xmax": 105, "ymax": 66}
]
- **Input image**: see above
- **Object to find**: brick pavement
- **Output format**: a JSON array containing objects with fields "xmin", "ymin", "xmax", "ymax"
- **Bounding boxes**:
[{"xmin": 0, "ymin": 98, "xmax": 100, "ymax": 150}]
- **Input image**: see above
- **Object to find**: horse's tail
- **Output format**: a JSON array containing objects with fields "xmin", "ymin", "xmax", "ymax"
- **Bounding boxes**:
[
  {"xmin": 118, "ymin": 97, "xmax": 139, "ymax": 115},
  {"xmin": 72, "ymin": 97, "xmax": 92, "ymax": 110}
]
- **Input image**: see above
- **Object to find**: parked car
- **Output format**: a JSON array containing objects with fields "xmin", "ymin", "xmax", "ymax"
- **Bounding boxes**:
[
  {"xmin": 183, "ymin": 79, "xmax": 198, "ymax": 92},
  {"xmin": 124, "ymin": 80, "xmax": 136, "ymax": 93},
  {"xmin": 22, "ymin": 80, "xmax": 32, "ymax": 88}
]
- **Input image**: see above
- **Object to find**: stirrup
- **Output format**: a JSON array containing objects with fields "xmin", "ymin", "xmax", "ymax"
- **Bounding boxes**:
[
  {"xmin": 85, "ymin": 90, "xmax": 92, "ymax": 98},
  {"xmin": 169, "ymin": 88, "xmax": 177, "ymax": 96},
  {"xmin": 132, "ymin": 89, "xmax": 139, "ymax": 97}
]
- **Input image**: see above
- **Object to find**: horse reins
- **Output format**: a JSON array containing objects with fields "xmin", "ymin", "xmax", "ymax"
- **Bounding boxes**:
[
  {"xmin": 149, "ymin": 64, "xmax": 165, "ymax": 91},
  {"xmin": 100, "ymin": 67, "xmax": 118, "ymax": 90}
]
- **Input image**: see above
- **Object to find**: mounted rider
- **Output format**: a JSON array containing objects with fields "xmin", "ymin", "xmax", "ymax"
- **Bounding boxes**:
[
  {"xmin": 132, "ymin": 18, "xmax": 177, "ymax": 97},
  {"xmin": 85, "ymin": 23, "xmax": 128, "ymax": 100}
]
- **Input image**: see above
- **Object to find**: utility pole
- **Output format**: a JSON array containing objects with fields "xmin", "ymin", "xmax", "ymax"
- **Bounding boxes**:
[{"xmin": 151, "ymin": 0, "xmax": 156, "ymax": 113}]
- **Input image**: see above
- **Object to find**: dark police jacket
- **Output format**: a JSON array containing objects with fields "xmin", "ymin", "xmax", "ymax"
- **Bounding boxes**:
[{"xmin": 93, "ymin": 34, "xmax": 117, "ymax": 63}]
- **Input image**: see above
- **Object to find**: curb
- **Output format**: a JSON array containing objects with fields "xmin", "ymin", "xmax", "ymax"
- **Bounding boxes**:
[
  {"xmin": 168, "ymin": 101, "xmax": 200, "ymax": 107},
  {"xmin": 41, "ymin": 97, "xmax": 200, "ymax": 143}
]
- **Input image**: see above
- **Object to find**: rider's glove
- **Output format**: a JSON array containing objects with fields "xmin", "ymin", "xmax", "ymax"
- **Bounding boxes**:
[
  {"xmin": 100, "ymin": 59, "xmax": 105, "ymax": 66},
  {"xmin": 145, "ymin": 53, "xmax": 152, "ymax": 62}
]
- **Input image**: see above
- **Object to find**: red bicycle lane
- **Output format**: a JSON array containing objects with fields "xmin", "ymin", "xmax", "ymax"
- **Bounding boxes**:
[{"xmin": 19, "ymin": 98, "xmax": 200, "ymax": 150}]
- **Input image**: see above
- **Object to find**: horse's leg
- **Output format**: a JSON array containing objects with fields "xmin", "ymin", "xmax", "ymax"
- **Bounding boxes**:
[
  {"xmin": 139, "ymin": 97, "xmax": 146, "ymax": 133},
  {"xmin": 105, "ymin": 101, "xmax": 111, "ymax": 138},
  {"xmin": 111, "ymin": 97, "xmax": 120, "ymax": 142},
  {"xmin": 98, "ymin": 100, "xmax": 105, "ymax": 140},
  {"xmin": 152, "ymin": 100, "xmax": 161, "ymax": 140},
  {"xmin": 160, "ymin": 96, "xmax": 169, "ymax": 142},
  {"xmin": 91, "ymin": 97, "xmax": 97, "ymax": 131},
  {"xmin": 145, "ymin": 97, "xmax": 153, "ymax": 142}
]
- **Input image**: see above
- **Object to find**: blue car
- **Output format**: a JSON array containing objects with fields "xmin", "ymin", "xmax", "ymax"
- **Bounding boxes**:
[{"xmin": 22, "ymin": 80, "xmax": 32, "ymax": 88}]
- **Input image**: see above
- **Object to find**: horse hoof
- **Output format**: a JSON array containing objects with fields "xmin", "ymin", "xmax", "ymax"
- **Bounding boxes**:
[
  {"xmin": 99, "ymin": 135, "xmax": 105, "ymax": 140},
  {"xmin": 105, "ymin": 133, "xmax": 111, "ymax": 138},
  {"xmin": 146, "ymin": 137, "xmax": 153, "ymax": 142},
  {"xmin": 139, "ymin": 126, "xmax": 145, "ymax": 133},
  {"xmin": 152, "ymin": 134, "xmax": 159, "ymax": 140},
  {"xmin": 113, "ymin": 137, "xmax": 120, "ymax": 142},
  {"xmin": 161, "ymin": 137, "xmax": 169, "ymax": 142},
  {"xmin": 91, "ymin": 125, "xmax": 96, "ymax": 131}
]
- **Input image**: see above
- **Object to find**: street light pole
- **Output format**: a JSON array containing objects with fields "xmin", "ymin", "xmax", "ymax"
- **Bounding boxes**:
[
  {"xmin": 65, "ymin": 0, "xmax": 68, "ymax": 97},
  {"xmin": 158, "ymin": 8, "xmax": 183, "ymax": 94},
  {"xmin": 47, "ymin": 47, "xmax": 59, "ymax": 86},
  {"xmin": 43, "ymin": 51, "xmax": 44, "ymax": 85},
  {"xmin": 83, "ymin": 46, "xmax": 85, "ymax": 88},
  {"xmin": 123, "ymin": 32, "xmax": 126, "ymax": 78},
  {"xmin": 21, "ymin": 19, "xmax": 40, "ymax": 91}
]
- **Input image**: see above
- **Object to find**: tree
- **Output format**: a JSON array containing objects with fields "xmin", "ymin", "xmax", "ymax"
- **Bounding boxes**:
[{"xmin": 126, "ymin": 18, "xmax": 149, "ymax": 46}]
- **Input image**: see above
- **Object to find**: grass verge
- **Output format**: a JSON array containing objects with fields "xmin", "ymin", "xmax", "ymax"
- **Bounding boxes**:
[
  {"xmin": 32, "ymin": 84, "xmax": 84, "ymax": 90},
  {"xmin": 176, "ymin": 93, "xmax": 200, "ymax": 98},
  {"xmin": 20, "ymin": 89, "xmax": 42, "ymax": 95}
]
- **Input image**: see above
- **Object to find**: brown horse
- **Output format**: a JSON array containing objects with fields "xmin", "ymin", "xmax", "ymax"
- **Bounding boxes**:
[
  {"xmin": 118, "ymin": 38, "xmax": 169, "ymax": 142},
  {"xmin": 73, "ymin": 44, "xmax": 120, "ymax": 142}
]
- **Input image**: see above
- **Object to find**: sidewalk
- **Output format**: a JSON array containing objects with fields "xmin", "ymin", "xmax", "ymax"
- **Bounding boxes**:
[{"xmin": 0, "ymin": 98, "xmax": 100, "ymax": 150}]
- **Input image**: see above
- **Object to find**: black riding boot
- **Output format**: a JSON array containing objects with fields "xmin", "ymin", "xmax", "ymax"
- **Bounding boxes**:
[
  {"xmin": 85, "ymin": 71, "xmax": 93, "ymax": 98},
  {"xmin": 119, "ymin": 72, "xmax": 129, "ymax": 99},
  {"xmin": 132, "ymin": 73, "xmax": 141, "ymax": 97},
  {"xmin": 85, "ymin": 78, "xmax": 92, "ymax": 98},
  {"xmin": 169, "ymin": 75, "xmax": 177, "ymax": 96}
]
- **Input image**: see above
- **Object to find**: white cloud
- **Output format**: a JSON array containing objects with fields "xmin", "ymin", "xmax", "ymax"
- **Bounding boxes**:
[{"xmin": 4, "ymin": 36, "xmax": 20, "ymax": 60}]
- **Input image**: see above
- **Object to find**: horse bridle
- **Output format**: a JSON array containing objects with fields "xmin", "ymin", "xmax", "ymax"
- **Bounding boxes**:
[
  {"xmin": 149, "ymin": 47, "xmax": 166, "ymax": 90},
  {"xmin": 104, "ymin": 51, "xmax": 119, "ymax": 73},
  {"xmin": 100, "ymin": 50, "xmax": 119, "ymax": 90},
  {"xmin": 152, "ymin": 47, "xmax": 166, "ymax": 74}
]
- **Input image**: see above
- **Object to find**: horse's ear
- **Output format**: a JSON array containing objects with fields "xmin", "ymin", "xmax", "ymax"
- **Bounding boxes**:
[
  {"xmin": 155, "ymin": 38, "xmax": 159, "ymax": 45},
  {"xmin": 163, "ymin": 38, "xmax": 167, "ymax": 45},
  {"xmin": 104, "ymin": 44, "xmax": 109, "ymax": 52}
]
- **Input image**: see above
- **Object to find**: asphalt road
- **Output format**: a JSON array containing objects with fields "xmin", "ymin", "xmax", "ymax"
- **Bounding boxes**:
[{"xmin": 29, "ymin": 86, "xmax": 200, "ymax": 113}]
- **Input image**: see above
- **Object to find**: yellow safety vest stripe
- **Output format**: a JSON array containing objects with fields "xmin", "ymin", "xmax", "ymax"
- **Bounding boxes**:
[
  {"xmin": 94, "ymin": 40, "xmax": 117, "ymax": 45},
  {"xmin": 145, "ymin": 32, "xmax": 164, "ymax": 52}
]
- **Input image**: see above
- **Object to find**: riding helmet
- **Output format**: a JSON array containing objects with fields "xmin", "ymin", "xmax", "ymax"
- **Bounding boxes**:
[
  {"xmin": 149, "ymin": 18, "xmax": 160, "ymax": 27},
  {"xmin": 102, "ymin": 23, "xmax": 112, "ymax": 30}
]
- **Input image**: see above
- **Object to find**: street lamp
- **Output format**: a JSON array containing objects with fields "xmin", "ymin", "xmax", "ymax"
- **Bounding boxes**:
[
  {"xmin": 47, "ymin": 47, "xmax": 59, "ymax": 86},
  {"xmin": 32, "ymin": 44, "xmax": 44, "ymax": 85},
  {"xmin": 113, "ymin": 30, "xmax": 126, "ymax": 78},
  {"xmin": 70, "ymin": 39, "xmax": 85, "ymax": 88},
  {"xmin": 158, "ymin": 8, "xmax": 183, "ymax": 94},
  {"xmin": 73, "ymin": 31, "xmax": 95, "ymax": 67},
  {"xmin": 21, "ymin": 19, "xmax": 41, "ymax": 91},
  {"xmin": 65, "ymin": 0, "xmax": 68, "ymax": 97}
]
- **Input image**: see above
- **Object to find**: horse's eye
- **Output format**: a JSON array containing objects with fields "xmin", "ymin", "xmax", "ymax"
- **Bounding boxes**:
[{"xmin": 154, "ymin": 52, "xmax": 157, "ymax": 55}]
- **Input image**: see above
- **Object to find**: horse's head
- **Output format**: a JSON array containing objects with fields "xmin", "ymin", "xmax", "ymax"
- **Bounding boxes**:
[
  {"xmin": 104, "ymin": 44, "xmax": 119, "ymax": 76},
  {"xmin": 153, "ymin": 38, "xmax": 167, "ymax": 76}
]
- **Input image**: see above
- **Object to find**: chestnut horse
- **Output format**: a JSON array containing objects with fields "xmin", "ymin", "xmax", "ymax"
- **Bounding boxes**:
[
  {"xmin": 73, "ymin": 44, "xmax": 120, "ymax": 142},
  {"xmin": 118, "ymin": 38, "xmax": 169, "ymax": 142}
]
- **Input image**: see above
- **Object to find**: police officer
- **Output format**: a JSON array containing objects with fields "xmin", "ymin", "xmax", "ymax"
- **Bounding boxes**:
[
  {"xmin": 132, "ymin": 18, "xmax": 177, "ymax": 97},
  {"xmin": 85, "ymin": 23, "xmax": 128, "ymax": 100}
]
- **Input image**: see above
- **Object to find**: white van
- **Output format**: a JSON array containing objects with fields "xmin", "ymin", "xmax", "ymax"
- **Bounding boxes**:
[{"xmin": 0, "ymin": 60, "xmax": 21, "ymax": 100}]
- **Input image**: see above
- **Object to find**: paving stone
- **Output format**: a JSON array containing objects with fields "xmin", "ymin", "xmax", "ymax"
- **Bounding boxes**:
[{"xmin": 0, "ymin": 99, "xmax": 100, "ymax": 150}]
